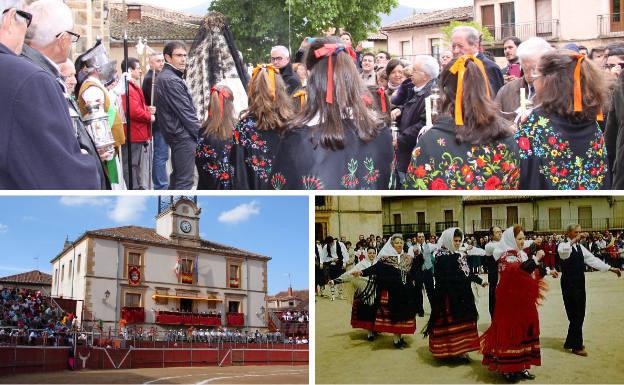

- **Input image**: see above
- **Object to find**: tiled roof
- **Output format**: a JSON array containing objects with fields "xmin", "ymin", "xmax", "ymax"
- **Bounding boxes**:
[
  {"xmin": 109, "ymin": 1, "xmax": 202, "ymax": 41},
  {"xmin": 63, "ymin": 225, "xmax": 269, "ymax": 260},
  {"xmin": 382, "ymin": 6, "xmax": 473, "ymax": 31},
  {"xmin": 267, "ymin": 290, "xmax": 309, "ymax": 303},
  {"xmin": 0, "ymin": 270, "xmax": 52, "ymax": 285},
  {"xmin": 367, "ymin": 32, "xmax": 387, "ymax": 40}
]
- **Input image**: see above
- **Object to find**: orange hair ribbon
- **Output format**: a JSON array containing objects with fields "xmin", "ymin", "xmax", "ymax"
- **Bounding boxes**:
[
  {"xmin": 293, "ymin": 90, "xmax": 306, "ymax": 111},
  {"xmin": 250, "ymin": 64, "xmax": 278, "ymax": 101},
  {"xmin": 573, "ymin": 54, "xmax": 584, "ymax": 113},
  {"xmin": 375, "ymin": 87, "xmax": 387, "ymax": 113},
  {"xmin": 448, "ymin": 54, "xmax": 490, "ymax": 126},
  {"xmin": 313, "ymin": 43, "xmax": 353, "ymax": 104}
]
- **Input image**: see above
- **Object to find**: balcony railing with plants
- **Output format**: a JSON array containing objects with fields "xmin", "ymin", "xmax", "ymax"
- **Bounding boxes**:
[{"xmin": 484, "ymin": 19, "xmax": 560, "ymax": 42}]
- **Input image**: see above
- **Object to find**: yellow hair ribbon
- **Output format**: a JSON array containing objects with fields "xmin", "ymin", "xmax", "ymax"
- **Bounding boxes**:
[
  {"xmin": 448, "ymin": 54, "xmax": 490, "ymax": 126},
  {"xmin": 292, "ymin": 90, "xmax": 306, "ymax": 111},
  {"xmin": 250, "ymin": 64, "xmax": 278, "ymax": 101}
]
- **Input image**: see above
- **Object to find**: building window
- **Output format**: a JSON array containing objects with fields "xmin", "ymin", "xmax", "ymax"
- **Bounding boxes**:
[
  {"xmin": 430, "ymin": 38, "xmax": 441, "ymax": 61},
  {"xmin": 68, "ymin": 260, "xmax": 73, "ymax": 280},
  {"xmin": 500, "ymin": 2, "xmax": 516, "ymax": 38},
  {"xmin": 228, "ymin": 301, "xmax": 241, "ymax": 313},
  {"xmin": 155, "ymin": 288, "xmax": 168, "ymax": 305},
  {"xmin": 401, "ymin": 41, "xmax": 411, "ymax": 57},
  {"xmin": 507, "ymin": 206, "xmax": 519, "ymax": 227},
  {"xmin": 444, "ymin": 210, "xmax": 453, "ymax": 223},
  {"xmin": 61, "ymin": 264, "xmax": 64, "ymax": 281},
  {"xmin": 481, "ymin": 4, "xmax": 495, "ymax": 36},
  {"xmin": 393, "ymin": 213, "xmax": 401, "ymax": 225},
  {"xmin": 549, "ymin": 208, "xmax": 562, "ymax": 230},
  {"xmin": 315, "ymin": 196, "xmax": 326, "ymax": 206},
  {"xmin": 578, "ymin": 206, "xmax": 593, "ymax": 229},
  {"xmin": 54, "ymin": 269, "xmax": 58, "ymax": 287},
  {"xmin": 229, "ymin": 264, "xmax": 240, "ymax": 288},
  {"xmin": 125, "ymin": 292, "xmax": 141, "ymax": 307},
  {"xmin": 124, "ymin": 248, "xmax": 145, "ymax": 284},
  {"xmin": 179, "ymin": 258, "xmax": 195, "ymax": 284},
  {"xmin": 77, "ymin": 254, "xmax": 81, "ymax": 273},
  {"xmin": 481, "ymin": 207, "xmax": 493, "ymax": 230}
]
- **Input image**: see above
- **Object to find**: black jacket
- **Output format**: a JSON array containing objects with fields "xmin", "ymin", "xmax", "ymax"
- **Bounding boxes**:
[
  {"xmin": 396, "ymin": 79, "xmax": 435, "ymax": 172},
  {"xmin": 0, "ymin": 43, "xmax": 99, "ymax": 189},
  {"xmin": 605, "ymin": 76, "xmax": 624, "ymax": 189},
  {"xmin": 21, "ymin": 45, "xmax": 109, "ymax": 190},
  {"xmin": 154, "ymin": 63, "xmax": 200, "ymax": 144},
  {"xmin": 279, "ymin": 62, "xmax": 302, "ymax": 95},
  {"xmin": 477, "ymin": 52, "xmax": 504, "ymax": 96}
]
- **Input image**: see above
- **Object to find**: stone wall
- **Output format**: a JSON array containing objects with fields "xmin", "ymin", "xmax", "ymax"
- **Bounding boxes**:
[{"xmin": 66, "ymin": 0, "xmax": 110, "ymax": 55}]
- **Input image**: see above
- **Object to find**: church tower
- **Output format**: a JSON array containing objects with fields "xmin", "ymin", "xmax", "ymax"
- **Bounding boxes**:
[{"xmin": 155, "ymin": 196, "xmax": 202, "ymax": 248}]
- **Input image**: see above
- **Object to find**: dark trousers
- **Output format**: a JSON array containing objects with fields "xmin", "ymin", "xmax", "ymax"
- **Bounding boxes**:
[
  {"xmin": 561, "ymin": 277, "xmax": 586, "ymax": 350},
  {"xmin": 418, "ymin": 268, "xmax": 435, "ymax": 312},
  {"xmin": 487, "ymin": 255, "xmax": 499, "ymax": 318},
  {"xmin": 168, "ymin": 137, "xmax": 196, "ymax": 190}
]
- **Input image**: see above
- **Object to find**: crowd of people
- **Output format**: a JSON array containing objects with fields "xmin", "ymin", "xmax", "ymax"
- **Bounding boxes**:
[
  {"xmin": 317, "ymin": 223, "xmax": 622, "ymax": 382},
  {"xmin": 0, "ymin": 287, "xmax": 74, "ymax": 345},
  {"xmin": 2, "ymin": 0, "xmax": 624, "ymax": 189},
  {"xmin": 280, "ymin": 310, "xmax": 309, "ymax": 322}
]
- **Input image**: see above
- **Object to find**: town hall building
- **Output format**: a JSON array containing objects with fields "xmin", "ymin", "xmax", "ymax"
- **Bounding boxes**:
[{"xmin": 50, "ymin": 197, "xmax": 270, "ymax": 333}]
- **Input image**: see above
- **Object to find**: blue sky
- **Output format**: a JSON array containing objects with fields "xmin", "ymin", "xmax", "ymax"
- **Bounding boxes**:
[{"xmin": 0, "ymin": 196, "xmax": 308, "ymax": 294}]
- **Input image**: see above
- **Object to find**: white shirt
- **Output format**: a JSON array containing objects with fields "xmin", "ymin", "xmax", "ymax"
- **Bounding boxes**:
[
  {"xmin": 557, "ymin": 239, "xmax": 611, "ymax": 272},
  {"xmin": 321, "ymin": 242, "xmax": 348, "ymax": 265}
]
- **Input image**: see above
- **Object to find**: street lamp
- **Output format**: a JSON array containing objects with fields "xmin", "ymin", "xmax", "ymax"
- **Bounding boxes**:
[{"xmin": 104, "ymin": 290, "xmax": 110, "ymax": 300}]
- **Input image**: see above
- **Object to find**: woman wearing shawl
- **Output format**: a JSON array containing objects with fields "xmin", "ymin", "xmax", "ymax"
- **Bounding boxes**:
[
  {"xmin": 481, "ymin": 225, "xmax": 557, "ymax": 383},
  {"xmin": 329, "ymin": 246, "xmax": 378, "ymax": 340},
  {"xmin": 425, "ymin": 227, "xmax": 487, "ymax": 360},
  {"xmin": 352, "ymin": 234, "xmax": 423, "ymax": 348}
]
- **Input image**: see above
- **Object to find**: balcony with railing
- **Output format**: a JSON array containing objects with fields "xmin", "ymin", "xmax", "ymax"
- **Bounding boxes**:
[
  {"xmin": 471, "ymin": 218, "xmax": 526, "ymax": 233},
  {"xmin": 485, "ymin": 20, "xmax": 560, "ymax": 42},
  {"xmin": 533, "ymin": 217, "xmax": 624, "ymax": 233},
  {"xmin": 227, "ymin": 312, "xmax": 245, "ymax": 326},
  {"xmin": 435, "ymin": 221, "xmax": 459, "ymax": 234},
  {"xmin": 383, "ymin": 223, "xmax": 430, "ymax": 235},
  {"xmin": 155, "ymin": 311, "xmax": 222, "ymax": 326},
  {"xmin": 598, "ymin": 14, "xmax": 624, "ymax": 37}
]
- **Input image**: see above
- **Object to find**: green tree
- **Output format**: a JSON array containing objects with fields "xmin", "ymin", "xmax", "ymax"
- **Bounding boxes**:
[
  {"xmin": 441, "ymin": 21, "xmax": 495, "ymax": 46},
  {"xmin": 208, "ymin": 0, "xmax": 398, "ymax": 64}
]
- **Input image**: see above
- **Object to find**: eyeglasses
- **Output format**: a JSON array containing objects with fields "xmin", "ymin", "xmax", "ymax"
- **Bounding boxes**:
[
  {"xmin": 270, "ymin": 56, "xmax": 284, "ymax": 62},
  {"xmin": 56, "ymin": 30, "xmax": 80, "ymax": 43},
  {"xmin": 2, "ymin": 8, "xmax": 32, "ymax": 27}
]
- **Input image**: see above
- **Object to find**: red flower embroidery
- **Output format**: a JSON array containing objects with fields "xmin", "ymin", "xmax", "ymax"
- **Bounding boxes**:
[
  {"xmin": 560, "ymin": 169, "xmax": 568, "ymax": 177},
  {"xmin": 518, "ymin": 137, "xmax": 530, "ymax": 151},
  {"xmin": 415, "ymin": 165, "xmax": 426, "ymax": 178},
  {"xmin": 559, "ymin": 143, "xmax": 566, "ymax": 150},
  {"xmin": 501, "ymin": 162, "xmax": 510, "ymax": 171},
  {"xmin": 465, "ymin": 172, "xmax": 474, "ymax": 183},
  {"xmin": 492, "ymin": 154, "xmax": 502, "ymax": 163},
  {"xmin": 550, "ymin": 166, "xmax": 557, "ymax": 174},
  {"xmin": 461, "ymin": 164, "xmax": 471, "ymax": 175},
  {"xmin": 484, "ymin": 176, "xmax": 501, "ymax": 190},
  {"xmin": 548, "ymin": 136, "xmax": 557, "ymax": 145},
  {"xmin": 251, "ymin": 134, "xmax": 258, "ymax": 141},
  {"xmin": 430, "ymin": 178, "xmax": 448, "ymax": 190},
  {"xmin": 476, "ymin": 157, "xmax": 486, "ymax": 168}
]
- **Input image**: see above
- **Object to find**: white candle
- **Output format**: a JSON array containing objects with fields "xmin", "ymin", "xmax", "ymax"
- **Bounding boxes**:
[
  {"xmin": 520, "ymin": 87, "xmax": 526, "ymax": 112},
  {"xmin": 425, "ymin": 96, "xmax": 432, "ymax": 127}
]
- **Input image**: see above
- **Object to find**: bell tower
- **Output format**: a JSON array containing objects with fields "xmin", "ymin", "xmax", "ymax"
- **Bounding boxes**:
[{"xmin": 156, "ymin": 196, "xmax": 201, "ymax": 247}]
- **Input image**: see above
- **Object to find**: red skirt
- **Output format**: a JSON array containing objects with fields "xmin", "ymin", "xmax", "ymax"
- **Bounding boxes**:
[
  {"xmin": 350, "ymin": 298, "xmax": 374, "ymax": 330},
  {"xmin": 481, "ymin": 265, "xmax": 545, "ymax": 372},
  {"xmin": 428, "ymin": 302, "xmax": 480, "ymax": 358},
  {"xmin": 371, "ymin": 290, "xmax": 416, "ymax": 334}
]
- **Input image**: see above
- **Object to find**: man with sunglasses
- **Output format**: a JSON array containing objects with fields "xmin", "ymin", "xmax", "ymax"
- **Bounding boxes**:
[
  {"xmin": 21, "ymin": 0, "xmax": 108, "ymax": 189},
  {"xmin": 0, "ymin": 0, "xmax": 99, "ymax": 189},
  {"xmin": 270, "ymin": 45, "xmax": 301, "ymax": 95}
]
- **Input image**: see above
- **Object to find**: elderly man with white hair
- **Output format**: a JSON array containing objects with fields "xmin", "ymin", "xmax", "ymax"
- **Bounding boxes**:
[
  {"xmin": 393, "ymin": 55, "xmax": 439, "ymax": 184},
  {"xmin": 22, "ymin": 0, "xmax": 109, "ymax": 189},
  {"xmin": 0, "ymin": 0, "xmax": 99, "ymax": 189},
  {"xmin": 495, "ymin": 37, "xmax": 553, "ymax": 121},
  {"xmin": 270, "ymin": 45, "xmax": 301, "ymax": 94},
  {"xmin": 451, "ymin": 25, "xmax": 504, "ymax": 95}
]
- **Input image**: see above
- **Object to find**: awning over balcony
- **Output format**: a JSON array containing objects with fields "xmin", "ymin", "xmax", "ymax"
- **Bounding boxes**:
[{"xmin": 151, "ymin": 294, "xmax": 223, "ymax": 302}]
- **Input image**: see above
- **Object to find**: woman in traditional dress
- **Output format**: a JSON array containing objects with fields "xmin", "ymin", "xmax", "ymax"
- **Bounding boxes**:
[
  {"xmin": 425, "ymin": 227, "xmax": 488, "ymax": 360},
  {"xmin": 270, "ymin": 36, "xmax": 393, "ymax": 190},
  {"xmin": 329, "ymin": 246, "xmax": 378, "ymax": 340},
  {"xmin": 516, "ymin": 49, "xmax": 610, "ymax": 189},
  {"xmin": 403, "ymin": 55, "xmax": 520, "ymax": 190},
  {"xmin": 230, "ymin": 64, "xmax": 294, "ymax": 189},
  {"xmin": 481, "ymin": 225, "xmax": 557, "ymax": 383},
  {"xmin": 351, "ymin": 234, "xmax": 423, "ymax": 348},
  {"xmin": 195, "ymin": 85, "xmax": 237, "ymax": 189}
]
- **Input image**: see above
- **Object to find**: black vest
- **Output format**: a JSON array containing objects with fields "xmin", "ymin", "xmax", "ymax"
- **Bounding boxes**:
[{"xmin": 561, "ymin": 242, "xmax": 585, "ymax": 281}]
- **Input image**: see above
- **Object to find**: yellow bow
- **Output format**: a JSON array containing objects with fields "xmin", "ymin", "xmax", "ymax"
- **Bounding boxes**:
[
  {"xmin": 448, "ymin": 55, "xmax": 490, "ymax": 126},
  {"xmin": 292, "ymin": 90, "xmax": 306, "ymax": 111},
  {"xmin": 250, "ymin": 64, "xmax": 278, "ymax": 101}
]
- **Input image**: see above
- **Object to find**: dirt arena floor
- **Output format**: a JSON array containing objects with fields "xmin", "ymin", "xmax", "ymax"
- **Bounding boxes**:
[
  {"xmin": 316, "ymin": 272, "xmax": 624, "ymax": 384},
  {"xmin": 0, "ymin": 365, "xmax": 308, "ymax": 384}
]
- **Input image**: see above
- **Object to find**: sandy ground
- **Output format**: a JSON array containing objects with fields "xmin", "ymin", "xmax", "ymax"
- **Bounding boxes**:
[
  {"xmin": 0, "ymin": 365, "xmax": 308, "ymax": 384},
  {"xmin": 315, "ymin": 272, "xmax": 624, "ymax": 384}
]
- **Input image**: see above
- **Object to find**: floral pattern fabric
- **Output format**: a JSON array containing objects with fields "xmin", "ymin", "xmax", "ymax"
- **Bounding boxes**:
[
  {"xmin": 516, "ymin": 111, "xmax": 609, "ymax": 190},
  {"xmin": 404, "ymin": 128, "xmax": 520, "ymax": 190},
  {"xmin": 195, "ymin": 137, "xmax": 233, "ymax": 190}
]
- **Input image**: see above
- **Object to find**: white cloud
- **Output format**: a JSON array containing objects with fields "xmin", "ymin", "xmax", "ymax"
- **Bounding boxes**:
[
  {"xmin": 0, "ymin": 224, "xmax": 7, "ymax": 234},
  {"xmin": 60, "ymin": 196, "xmax": 112, "ymax": 206},
  {"xmin": 218, "ymin": 201, "xmax": 260, "ymax": 224},
  {"xmin": 107, "ymin": 197, "xmax": 148, "ymax": 223}
]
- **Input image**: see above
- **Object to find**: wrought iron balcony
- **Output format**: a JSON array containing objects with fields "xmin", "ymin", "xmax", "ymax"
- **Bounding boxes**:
[
  {"xmin": 484, "ymin": 20, "xmax": 560, "ymax": 42},
  {"xmin": 532, "ymin": 217, "xmax": 624, "ymax": 233},
  {"xmin": 434, "ymin": 221, "xmax": 459, "ymax": 234},
  {"xmin": 598, "ymin": 14, "xmax": 624, "ymax": 37},
  {"xmin": 471, "ymin": 218, "xmax": 526, "ymax": 233},
  {"xmin": 383, "ymin": 223, "xmax": 430, "ymax": 236}
]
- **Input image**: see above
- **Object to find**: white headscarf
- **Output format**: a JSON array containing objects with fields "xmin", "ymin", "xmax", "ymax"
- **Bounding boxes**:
[
  {"xmin": 437, "ymin": 227, "xmax": 463, "ymax": 252},
  {"xmin": 374, "ymin": 234, "xmax": 404, "ymax": 263},
  {"xmin": 494, "ymin": 227, "xmax": 528, "ymax": 261}
]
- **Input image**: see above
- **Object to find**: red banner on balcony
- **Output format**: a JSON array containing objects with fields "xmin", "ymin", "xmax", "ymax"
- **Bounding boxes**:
[
  {"xmin": 227, "ymin": 312, "xmax": 244, "ymax": 326},
  {"xmin": 128, "ymin": 266, "xmax": 141, "ymax": 286},
  {"xmin": 121, "ymin": 307, "xmax": 145, "ymax": 323},
  {"xmin": 181, "ymin": 273, "xmax": 193, "ymax": 284}
]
